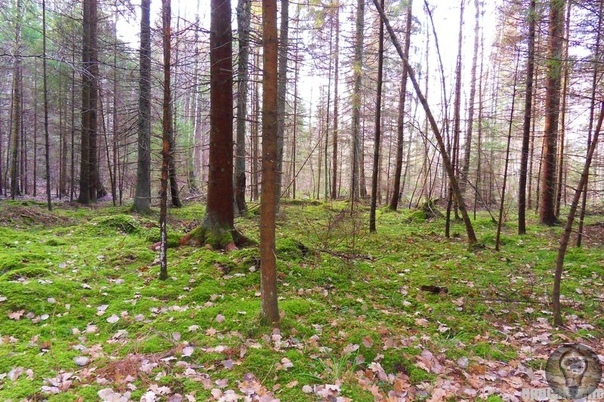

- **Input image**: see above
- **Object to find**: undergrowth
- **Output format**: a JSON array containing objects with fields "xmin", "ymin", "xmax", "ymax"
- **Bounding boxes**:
[{"xmin": 0, "ymin": 199, "xmax": 602, "ymax": 401}]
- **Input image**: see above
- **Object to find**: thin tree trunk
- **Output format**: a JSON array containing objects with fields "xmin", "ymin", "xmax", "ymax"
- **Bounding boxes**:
[
  {"xmin": 235, "ymin": 0, "xmax": 251, "ymax": 214},
  {"xmin": 10, "ymin": 0, "xmax": 23, "ymax": 199},
  {"xmin": 43, "ymin": 0, "xmax": 52, "ymax": 209},
  {"xmin": 350, "ymin": 0, "xmax": 365, "ymax": 204},
  {"xmin": 495, "ymin": 52, "xmax": 519, "ymax": 251},
  {"xmin": 461, "ymin": 0, "xmax": 480, "ymax": 194},
  {"xmin": 373, "ymin": 0, "xmax": 477, "ymax": 246},
  {"xmin": 577, "ymin": 0, "xmax": 603, "ymax": 247},
  {"xmin": 389, "ymin": 0, "xmax": 412, "ymax": 211},
  {"xmin": 555, "ymin": 0, "xmax": 571, "ymax": 217},
  {"xmin": 159, "ymin": 0, "xmax": 171, "ymax": 280},
  {"xmin": 370, "ymin": 0, "xmax": 385, "ymax": 233},
  {"xmin": 276, "ymin": 0, "xmax": 289, "ymax": 208},
  {"xmin": 519, "ymin": 0, "xmax": 536, "ymax": 234},
  {"xmin": 553, "ymin": 101, "xmax": 604, "ymax": 327},
  {"xmin": 331, "ymin": 3, "xmax": 340, "ymax": 200}
]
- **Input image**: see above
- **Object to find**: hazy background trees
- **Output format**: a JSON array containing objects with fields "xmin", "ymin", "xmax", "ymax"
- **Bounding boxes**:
[{"xmin": 0, "ymin": 0, "xmax": 603, "ymax": 239}]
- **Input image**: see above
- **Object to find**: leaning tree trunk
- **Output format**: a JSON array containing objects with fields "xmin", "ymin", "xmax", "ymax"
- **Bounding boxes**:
[
  {"xmin": 372, "ymin": 0, "xmax": 477, "ymax": 246},
  {"xmin": 553, "ymin": 101, "xmax": 604, "ymax": 326}
]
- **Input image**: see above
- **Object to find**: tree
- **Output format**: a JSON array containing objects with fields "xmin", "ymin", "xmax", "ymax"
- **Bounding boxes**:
[
  {"xmin": 553, "ymin": 101, "xmax": 604, "ymax": 326},
  {"xmin": 539, "ymin": 0, "xmax": 566, "ymax": 225},
  {"xmin": 369, "ymin": 0, "xmax": 385, "ymax": 233},
  {"xmin": 235, "ymin": 0, "xmax": 251, "ymax": 214},
  {"xmin": 260, "ymin": 0, "xmax": 280, "ymax": 325},
  {"xmin": 276, "ymin": 0, "xmax": 289, "ymax": 206},
  {"xmin": 182, "ymin": 0, "xmax": 245, "ymax": 249},
  {"xmin": 78, "ymin": 0, "xmax": 105, "ymax": 204},
  {"xmin": 331, "ymin": 2, "xmax": 340, "ymax": 200},
  {"xmin": 43, "ymin": 0, "xmax": 51, "ymax": 210},
  {"xmin": 372, "ymin": 0, "xmax": 478, "ymax": 246},
  {"xmin": 10, "ymin": 0, "xmax": 23, "ymax": 199},
  {"xmin": 518, "ymin": 0, "xmax": 537, "ymax": 234},
  {"xmin": 133, "ymin": 0, "xmax": 152, "ymax": 214},
  {"xmin": 350, "ymin": 0, "xmax": 365, "ymax": 204},
  {"xmin": 389, "ymin": 0, "xmax": 413, "ymax": 211},
  {"xmin": 159, "ymin": 0, "xmax": 172, "ymax": 281}
]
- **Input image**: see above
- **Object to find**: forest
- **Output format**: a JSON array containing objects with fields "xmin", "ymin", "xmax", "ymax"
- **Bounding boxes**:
[{"xmin": 1, "ymin": 0, "xmax": 604, "ymax": 400}]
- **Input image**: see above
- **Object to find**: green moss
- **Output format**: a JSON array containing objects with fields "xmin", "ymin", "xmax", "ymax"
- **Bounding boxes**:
[{"xmin": 1, "ymin": 267, "xmax": 52, "ymax": 281}]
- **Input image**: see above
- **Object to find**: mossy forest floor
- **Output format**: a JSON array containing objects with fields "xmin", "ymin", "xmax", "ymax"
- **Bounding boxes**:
[{"xmin": 0, "ymin": 199, "xmax": 603, "ymax": 401}]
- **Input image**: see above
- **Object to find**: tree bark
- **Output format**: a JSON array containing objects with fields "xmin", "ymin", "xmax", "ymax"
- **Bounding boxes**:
[
  {"xmin": 260, "ymin": 0, "xmax": 280, "ymax": 326},
  {"xmin": 331, "ymin": 3, "xmax": 340, "ymax": 200},
  {"xmin": 389, "ymin": 0, "xmax": 412, "ymax": 211},
  {"xmin": 370, "ymin": 0, "xmax": 385, "ymax": 233},
  {"xmin": 204, "ymin": 0, "xmax": 235, "ymax": 237},
  {"xmin": 10, "ymin": 0, "xmax": 23, "ymax": 199},
  {"xmin": 235, "ymin": 0, "xmax": 251, "ymax": 214},
  {"xmin": 159, "ymin": 0, "xmax": 172, "ymax": 281},
  {"xmin": 134, "ymin": 0, "xmax": 152, "ymax": 214},
  {"xmin": 518, "ymin": 0, "xmax": 536, "ymax": 234},
  {"xmin": 78, "ymin": 0, "xmax": 105, "ymax": 204},
  {"xmin": 539, "ymin": 0, "xmax": 565, "ymax": 225},
  {"xmin": 350, "ymin": 0, "xmax": 365, "ymax": 204},
  {"xmin": 276, "ymin": 0, "xmax": 289, "ymax": 207}
]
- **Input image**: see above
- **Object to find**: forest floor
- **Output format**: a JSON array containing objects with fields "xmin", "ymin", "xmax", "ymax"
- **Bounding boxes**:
[{"xmin": 0, "ymin": 199, "xmax": 603, "ymax": 401}]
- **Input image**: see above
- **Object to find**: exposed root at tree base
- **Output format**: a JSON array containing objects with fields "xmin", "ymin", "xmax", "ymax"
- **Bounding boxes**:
[{"xmin": 177, "ymin": 224, "xmax": 255, "ymax": 251}]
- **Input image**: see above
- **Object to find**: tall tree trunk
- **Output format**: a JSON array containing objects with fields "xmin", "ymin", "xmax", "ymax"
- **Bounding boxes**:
[
  {"xmin": 42, "ymin": 0, "xmax": 51, "ymax": 210},
  {"xmin": 260, "ymin": 0, "xmax": 280, "ymax": 326},
  {"xmin": 539, "ymin": 0, "xmax": 565, "ymax": 225},
  {"xmin": 10, "ymin": 0, "xmax": 22, "ymax": 199},
  {"xmin": 134, "ymin": 0, "xmax": 152, "ymax": 213},
  {"xmin": 554, "ymin": 0, "xmax": 571, "ymax": 217},
  {"xmin": 496, "ymin": 52, "xmax": 519, "ymax": 251},
  {"xmin": 331, "ymin": 3, "xmax": 340, "ymax": 200},
  {"xmin": 370, "ymin": 0, "xmax": 385, "ymax": 233},
  {"xmin": 235, "ymin": 0, "xmax": 251, "ymax": 214},
  {"xmin": 372, "ymin": 0, "xmax": 477, "ymax": 246},
  {"xmin": 519, "ymin": 0, "xmax": 537, "ymax": 234},
  {"xmin": 78, "ymin": 0, "xmax": 105, "ymax": 203},
  {"xmin": 350, "ymin": 0, "xmax": 365, "ymax": 204},
  {"xmin": 205, "ymin": 0, "xmax": 234, "ymax": 232},
  {"xmin": 276, "ymin": 0, "xmax": 289, "ymax": 207},
  {"xmin": 159, "ymin": 0, "xmax": 172, "ymax": 281},
  {"xmin": 389, "ymin": 0, "xmax": 412, "ymax": 211},
  {"xmin": 460, "ymin": 0, "xmax": 480, "ymax": 194},
  {"xmin": 445, "ymin": 0, "xmax": 465, "ymax": 238}
]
